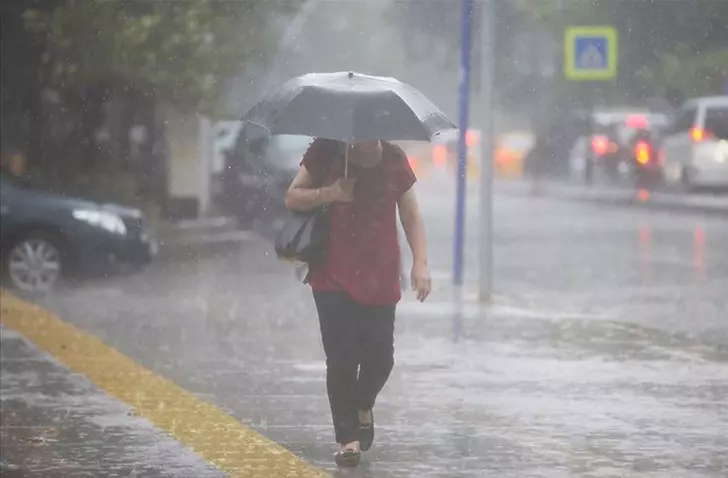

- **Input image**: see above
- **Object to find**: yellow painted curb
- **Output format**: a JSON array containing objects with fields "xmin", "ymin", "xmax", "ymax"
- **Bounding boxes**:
[{"xmin": 0, "ymin": 291, "xmax": 331, "ymax": 478}]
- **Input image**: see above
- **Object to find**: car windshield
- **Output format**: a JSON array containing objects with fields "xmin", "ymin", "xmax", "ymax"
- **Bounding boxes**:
[
  {"xmin": 263, "ymin": 135, "xmax": 314, "ymax": 169},
  {"xmin": 592, "ymin": 110, "xmax": 670, "ymax": 144}
]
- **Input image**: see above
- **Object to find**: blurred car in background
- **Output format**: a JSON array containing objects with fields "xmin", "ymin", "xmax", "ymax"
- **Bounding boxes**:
[
  {"xmin": 212, "ymin": 120, "xmax": 243, "ymax": 176},
  {"xmin": 214, "ymin": 133, "xmax": 314, "ymax": 229},
  {"xmin": 494, "ymin": 131, "xmax": 535, "ymax": 179},
  {"xmin": 567, "ymin": 108, "xmax": 671, "ymax": 185},
  {"xmin": 429, "ymin": 128, "xmax": 478, "ymax": 175},
  {"xmin": 392, "ymin": 140, "xmax": 434, "ymax": 179},
  {"xmin": 430, "ymin": 129, "xmax": 509, "ymax": 179},
  {"xmin": 416, "ymin": 128, "xmax": 534, "ymax": 180},
  {"xmin": 660, "ymin": 96, "xmax": 728, "ymax": 191},
  {"xmin": 0, "ymin": 170, "xmax": 156, "ymax": 293}
]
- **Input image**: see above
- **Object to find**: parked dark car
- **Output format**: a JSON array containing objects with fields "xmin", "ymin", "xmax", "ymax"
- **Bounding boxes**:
[
  {"xmin": 0, "ymin": 170, "xmax": 157, "ymax": 293},
  {"xmin": 214, "ymin": 133, "xmax": 314, "ymax": 230}
]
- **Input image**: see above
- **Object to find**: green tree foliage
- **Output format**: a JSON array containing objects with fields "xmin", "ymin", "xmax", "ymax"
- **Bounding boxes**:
[
  {"xmin": 6, "ymin": 0, "xmax": 300, "ymax": 206},
  {"xmin": 522, "ymin": 0, "xmax": 728, "ymax": 98},
  {"xmin": 638, "ymin": 48, "xmax": 728, "ymax": 100},
  {"xmin": 21, "ymin": 0, "xmax": 294, "ymax": 112}
]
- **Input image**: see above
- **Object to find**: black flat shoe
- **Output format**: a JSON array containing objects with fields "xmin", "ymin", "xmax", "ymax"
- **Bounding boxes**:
[
  {"xmin": 334, "ymin": 449, "xmax": 361, "ymax": 467},
  {"xmin": 359, "ymin": 410, "xmax": 374, "ymax": 451}
]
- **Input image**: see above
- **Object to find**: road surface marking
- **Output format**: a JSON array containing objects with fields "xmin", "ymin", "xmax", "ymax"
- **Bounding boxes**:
[{"xmin": 0, "ymin": 292, "xmax": 330, "ymax": 478}]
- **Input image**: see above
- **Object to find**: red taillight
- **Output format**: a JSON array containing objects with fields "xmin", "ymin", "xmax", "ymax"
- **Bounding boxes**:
[
  {"xmin": 591, "ymin": 135, "xmax": 610, "ymax": 156},
  {"xmin": 465, "ymin": 130, "xmax": 478, "ymax": 147},
  {"xmin": 690, "ymin": 127, "xmax": 713, "ymax": 143},
  {"xmin": 432, "ymin": 145, "xmax": 447, "ymax": 167},
  {"xmin": 634, "ymin": 140, "xmax": 651, "ymax": 165}
]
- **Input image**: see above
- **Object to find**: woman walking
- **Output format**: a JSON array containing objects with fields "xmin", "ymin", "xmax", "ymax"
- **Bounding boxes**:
[{"xmin": 285, "ymin": 138, "xmax": 431, "ymax": 467}]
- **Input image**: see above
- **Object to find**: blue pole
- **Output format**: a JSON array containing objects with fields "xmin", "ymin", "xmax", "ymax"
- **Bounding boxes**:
[{"xmin": 453, "ymin": 0, "xmax": 473, "ymax": 288}]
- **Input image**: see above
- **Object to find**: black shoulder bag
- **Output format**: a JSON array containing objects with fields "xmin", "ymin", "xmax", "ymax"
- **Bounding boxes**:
[{"xmin": 274, "ymin": 158, "xmax": 333, "ymax": 267}]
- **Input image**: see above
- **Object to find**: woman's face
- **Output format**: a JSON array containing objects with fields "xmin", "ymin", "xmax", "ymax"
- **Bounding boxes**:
[{"xmin": 349, "ymin": 141, "xmax": 382, "ymax": 167}]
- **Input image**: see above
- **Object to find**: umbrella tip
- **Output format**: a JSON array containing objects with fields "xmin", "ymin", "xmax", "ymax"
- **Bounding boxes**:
[{"xmin": 348, "ymin": 71, "xmax": 354, "ymax": 79}]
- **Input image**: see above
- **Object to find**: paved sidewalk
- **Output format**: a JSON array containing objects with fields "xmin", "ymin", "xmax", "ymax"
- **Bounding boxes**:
[
  {"xmin": 0, "ymin": 326, "xmax": 225, "ymax": 478},
  {"xmin": 1, "ymin": 294, "xmax": 330, "ymax": 478}
]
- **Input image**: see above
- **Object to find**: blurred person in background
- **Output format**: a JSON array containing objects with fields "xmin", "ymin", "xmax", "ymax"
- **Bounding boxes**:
[
  {"xmin": 525, "ymin": 108, "xmax": 591, "ymax": 185},
  {"xmin": 285, "ymin": 138, "xmax": 431, "ymax": 467}
]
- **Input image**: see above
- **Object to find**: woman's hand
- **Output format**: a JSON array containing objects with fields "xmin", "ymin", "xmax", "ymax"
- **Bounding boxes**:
[
  {"xmin": 411, "ymin": 261, "xmax": 431, "ymax": 302},
  {"xmin": 327, "ymin": 177, "xmax": 356, "ymax": 202},
  {"xmin": 398, "ymin": 188, "xmax": 430, "ymax": 302},
  {"xmin": 286, "ymin": 167, "xmax": 356, "ymax": 212}
]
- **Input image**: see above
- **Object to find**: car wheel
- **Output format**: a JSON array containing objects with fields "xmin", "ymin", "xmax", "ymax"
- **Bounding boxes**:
[{"xmin": 4, "ymin": 232, "xmax": 64, "ymax": 293}]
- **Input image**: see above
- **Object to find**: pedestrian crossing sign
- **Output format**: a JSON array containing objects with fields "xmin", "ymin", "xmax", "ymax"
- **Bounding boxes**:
[{"xmin": 565, "ymin": 27, "xmax": 618, "ymax": 81}]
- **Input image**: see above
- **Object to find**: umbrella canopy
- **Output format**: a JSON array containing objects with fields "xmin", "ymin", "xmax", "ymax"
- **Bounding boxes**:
[{"xmin": 241, "ymin": 71, "xmax": 456, "ymax": 143}]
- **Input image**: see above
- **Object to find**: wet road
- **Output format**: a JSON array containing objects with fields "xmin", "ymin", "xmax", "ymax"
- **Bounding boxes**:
[
  {"xmin": 12, "ymin": 177, "xmax": 728, "ymax": 477},
  {"xmin": 418, "ymin": 177, "xmax": 728, "ymax": 342}
]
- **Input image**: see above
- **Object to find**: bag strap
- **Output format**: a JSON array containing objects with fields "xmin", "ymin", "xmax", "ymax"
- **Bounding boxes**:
[
  {"xmin": 301, "ymin": 140, "xmax": 340, "ymax": 284},
  {"xmin": 313, "ymin": 140, "xmax": 341, "ymax": 187},
  {"xmin": 312, "ymin": 140, "xmax": 343, "ymax": 212}
]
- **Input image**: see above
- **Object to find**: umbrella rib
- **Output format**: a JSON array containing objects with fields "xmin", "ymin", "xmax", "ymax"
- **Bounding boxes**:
[
  {"xmin": 249, "ymin": 85, "xmax": 305, "ymax": 133},
  {"xmin": 245, "ymin": 120, "xmax": 271, "ymax": 133}
]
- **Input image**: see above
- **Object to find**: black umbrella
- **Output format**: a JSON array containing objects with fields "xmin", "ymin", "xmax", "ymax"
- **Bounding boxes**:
[{"xmin": 241, "ymin": 71, "xmax": 457, "ymax": 144}]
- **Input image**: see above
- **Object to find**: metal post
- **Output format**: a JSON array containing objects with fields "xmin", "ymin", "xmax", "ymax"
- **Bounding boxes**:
[
  {"xmin": 453, "ymin": 0, "xmax": 474, "ymax": 289},
  {"xmin": 478, "ymin": 0, "xmax": 494, "ymax": 302},
  {"xmin": 583, "ymin": 87, "xmax": 595, "ymax": 186},
  {"xmin": 198, "ymin": 115, "xmax": 212, "ymax": 217},
  {"xmin": 344, "ymin": 144, "xmax": 349, "ymax": 178}
]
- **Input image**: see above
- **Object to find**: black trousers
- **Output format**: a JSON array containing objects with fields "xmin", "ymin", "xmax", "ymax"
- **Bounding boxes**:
[{"xmin": 313, "ymin": 290, "xmax": 395, "ymax": 445}]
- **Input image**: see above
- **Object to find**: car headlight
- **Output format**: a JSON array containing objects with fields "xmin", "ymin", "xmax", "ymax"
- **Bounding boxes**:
[{"xmin": 72, "ymin": 209, "xmax": 127, "ymax": 235}]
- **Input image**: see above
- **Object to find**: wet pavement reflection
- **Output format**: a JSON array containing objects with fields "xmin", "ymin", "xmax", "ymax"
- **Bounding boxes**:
[{"xmin": 13, "ymin": 178, "xmax": 728, "ymax": 476}]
